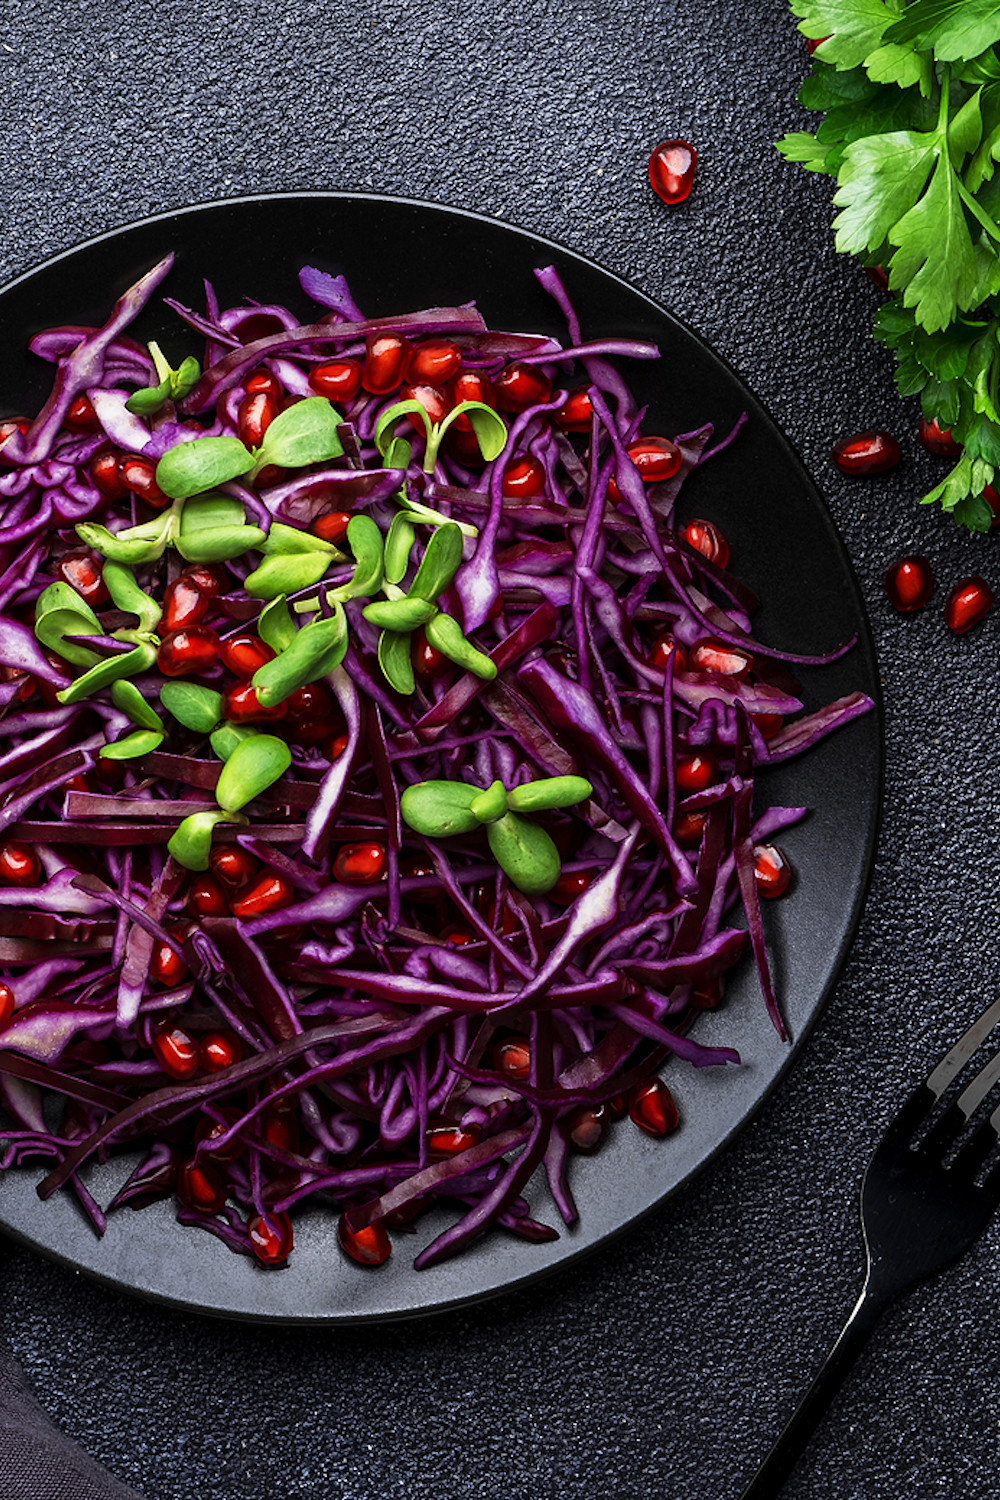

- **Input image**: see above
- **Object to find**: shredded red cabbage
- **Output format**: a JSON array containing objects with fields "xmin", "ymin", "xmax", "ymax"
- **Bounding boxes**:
[{"xmin": 0, "ymin": 256, "xmax": 874, "ymax": 1272}]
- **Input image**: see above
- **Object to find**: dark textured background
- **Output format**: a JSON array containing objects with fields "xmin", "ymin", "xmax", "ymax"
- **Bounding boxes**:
[{"xmin": 2, "ymin": 1, "xmax": 1000, "ymax": 1496}]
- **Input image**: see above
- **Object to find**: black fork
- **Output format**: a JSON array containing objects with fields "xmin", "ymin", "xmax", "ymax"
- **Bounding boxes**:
[{"xmin": 739, "ymin": 995, "xmax": 1000, "ymax": 1499}]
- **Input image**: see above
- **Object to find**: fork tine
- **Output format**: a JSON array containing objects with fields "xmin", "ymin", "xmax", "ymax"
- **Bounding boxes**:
[
  {"xmin": 955, "ymin": 1047, "xmax": 1000, "ymax": 1120},
  {"xmin": 926, "ymin": 993, "xmax": 1000, "ymax": 1099}
]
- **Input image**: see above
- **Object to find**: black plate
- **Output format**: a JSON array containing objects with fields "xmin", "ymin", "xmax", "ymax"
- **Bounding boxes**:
[{"xmin": 0, "ymin": 193, "xmax": 882, "ymax": 1323}]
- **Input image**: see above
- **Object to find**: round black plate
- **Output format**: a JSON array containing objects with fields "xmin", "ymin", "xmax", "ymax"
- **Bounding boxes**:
[{"xmin": 0, "ymin": 193, "xmax": 882, "ymax": 1323}]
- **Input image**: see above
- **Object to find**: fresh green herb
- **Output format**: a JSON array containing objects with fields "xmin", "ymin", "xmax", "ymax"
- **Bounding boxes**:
[
  {"xmin": 778, "ymin": 0, "xmax": 1000, "ymax": 526},
  {"xmin": 125, "ymin": 343, "xmax": 201, "ymax": 416}
]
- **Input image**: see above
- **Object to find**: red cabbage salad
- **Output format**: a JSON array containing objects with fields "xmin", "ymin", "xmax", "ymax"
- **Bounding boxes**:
[{"xmin": 0, "ymin": 253, "xmax": 874, "ymax": 1272}]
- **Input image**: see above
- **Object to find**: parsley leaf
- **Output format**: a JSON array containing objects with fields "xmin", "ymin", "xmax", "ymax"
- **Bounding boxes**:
[
  {"xmin": 832, "ymin": 131, "xmax": 937, "ymax": 253},
  {"xmin": 884, "ymin": 1, "xmax": 1000, "ymax": 64},
  {"xmin": 790, "ymin": 0, "xmax": 897, "ymax": 69},
  {"xmin": 888, "ymin": 152, "xmax": 980, "ymax": 330}
]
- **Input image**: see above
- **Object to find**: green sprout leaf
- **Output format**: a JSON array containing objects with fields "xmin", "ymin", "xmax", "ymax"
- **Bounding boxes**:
[
  {"xmin": 34, "ymin": 586, "xmax": 102, "ymax": 668},
  {"xmin": 469, "ymin": 779, "xmax": 508, "ymax": 824},
  {"xmin": 160, "ymin": 681, "xmax": 224, "ymax": 734},
  {"xmin": 423, "ymin": 611, "xmax": 497, "ymax": 679},
  {"xmin": 378, "ymin": 629, "xmax": 415, "ymax": 696},
  {"xmin": 333, "ymin": 514, "xmax": 384, "ymax": 600},
  {"xmin": 210, "ymin": 723, "xmax": 259, "ymax": 761},
  {"xmin": 244, "ymin": 552, "xmax": 336, "ymax": 599},
  {"xmin": 168, "ymin": 809, "xmax": 246, "ymax": 872},
  {"xmin": 252, "ymin": 397, "xmax": 344, "ymax": 472},
  {"xmin": 100, "ymin": 728, "xmax": 164, "ymax": 761},
  {"xmin": 111, "ymin": 678, "xmax": 163, "ymax": 732},
  {"xmin": 102, "ymin": 562, "xmax": 162, "ymax": 634},
  {"xmin": 407, "ymin": 521, "xmax": 464, "ymax": 602},
  {"xmin": 383, "ymin": 512, "xmax": 415, "ymax": 586},
  {"xmin": 215, "ymin": 733, "xmax": 292, "ymax": 813},
  {"xmin": 486, "ymin": 812, "xmax": 561, "ymax": 896},
  {"xmin": 125, "ymin": 380, "xmax": 171, "ymax": 416},
  {"xmin": 362, "ymin": 597, "xmax": 438, "ymax": 632},
  {"xmin": 506, "ymin": 775, "xmax": 593, "ymax": 813},
  {"xmin": 75, "ymin": 519, "xmax": 169, "ymax": 565},
  {"xmin": 374, "ymin": 400, "xmax": 433, "ymax": 458},
  {"xmin": 56, "ymin": 642, "xmax": 156, "ymax": 705},
  {"xmin": 400, "ymin": 780, "xmax": 481, "ymax": 837},
  {"xmin": 251, "ymin": 606, "xmax": 349, "ymax": 707},
  {"xmin": 437, "ymin": 400, "xmax": 509, "ymax": 461},
  {"xmin": 258, "ymin": 596, "xmax": 298, "ymax": 654},
  {"xmin": 156, "ymin": 435, "xmax": 256, "ymax": 500}
]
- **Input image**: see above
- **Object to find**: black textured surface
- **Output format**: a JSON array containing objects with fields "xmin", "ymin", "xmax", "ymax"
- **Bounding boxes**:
[{"xmin": 0, "ymin": 0, "xmax": 999, "ymax": 1496}]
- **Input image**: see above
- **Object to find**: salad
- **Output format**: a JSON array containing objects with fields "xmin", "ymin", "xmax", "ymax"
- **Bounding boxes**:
[{"xmin": 0, "ymin": 254, "xmax": 874, "ymax": 1272}]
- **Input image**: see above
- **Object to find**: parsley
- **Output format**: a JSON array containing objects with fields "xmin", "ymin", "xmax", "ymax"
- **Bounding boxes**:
[{"xmin": 779, "ymin": 0, "xmax": 1000, "ymax": 528}]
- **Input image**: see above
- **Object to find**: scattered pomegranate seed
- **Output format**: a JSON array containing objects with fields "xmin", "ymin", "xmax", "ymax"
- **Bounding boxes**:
[
  {"xmin": 187, "ymin": 874, "xmax": 229, "ymax": 919},
  {"xmin": 407, "ymin": 340, "xmax": 462, "ymax": 386},
  {"xmin": 245, "ymin": 368, "xmax": 284, "ymax": 401},
  {"xmin": 440, "ymin": 924, "xmax": 472, "ymax": 946},
  {"xmin": 286, "ymin": 681, "xmax": 335, "ymax": 721},
  {"xmin": 448, "ymin": 369, "xmax": 495, "ymax": 428},
  {"xmin": 89, "ymin": 449, "xmax": 129, "ymax": 501},
  {"xmin": 564, "ymin": 1104, "xmax": 606, "ymax": 1154},
  {"xmin": 199, "ymin": 1031, "xmax": 243, "ymax": 1072},
  {"xmin": 555, "ymin": 387, "xmax": 594, "ymax": 431},
  {"xmin": 753, "ymin": 843, "xmax": 793, "ymax": 898},
  {"xmin": 162, "ymin": 574, "xmax": 210, "ymax": 632},
  {"xmin": 195, "ymin": 1110, "xmax": 246, "ymax": 1163},
  {"xmin": 238, "ymin": 389, "xmax": 279, "ymax": 450},
  {"xmin": 57, "ymin": 550, "xmax": 109, "ymax": 607},
  {"xmin": 628, "ymin": 1077, "xmax": 679, "ymax": 1136},
  {"xmin": 944, "ymin": 575, "xmax": 994, "ymax": 635},
  {"xmin": 209, "ymin": 846, "xmax": 259, "ymax": 889},
  {"xmin": 682, "ymin": 518, "xmax": 730, "ymax": 568},
  {"xmin": 0, "ymin": 983, "xmax": 15, "ymax": 1027},
  {"xmin": 157, "ymin": 626, "xmax": 220, "ymax": 677},
  {"xmin": 262, "ymin": 1107, "xmax": 300, "ymax": 1154},
  {"xmin": 494, "ymin": 1036, "xmax": 531, "ymax": 1079},
  {"xmin": 674, "ymin": 751, "xmax": 718, "ymax": 794},
  {"xmin": 183, "ymin": 563, "xmax": 228, "ymax": 598},
  {"xmin": 64, "ymin": 394, "xmax": 100, "ymax": 433},
  {"xmin": 628, "ymin": 435, "xmax": 683, "ymax": 481},
  {"xmin": 688, "ymin": 639, "xmax": 753, "ymax": 679},
  {"xmin": 917, "ymin": 418, "xmax": 961, "ymax": 458},
  {"xmin": 0, "ymin": 842, "xmax": 41, "ymax": 887},
  {"xmin": 332, "ymin": 842, "xmax": 387, "ymax": 884},
  {"xmin": 249, "ymin": 1209, "xmax": 294, "ymax": 1265},
  {"xmin": 549, "ymin": 869, "xmax": 593, "ymax": 905},
  {"xmin": 337, "ymin": 1213, "xmax": 392, "ymax": 1267},
  {"xmin": 119, "ymin": 454, "xmax": 170, "ymax": 507},
  {"xmin": 806, "ymin": 35, "xmax": 830, "ymax": 54},
  {"xmin": 649, "ymin": 139, "xmax": 697, "ymax": 204},
  {"xmin": 983, "ymin": 485, "xmax": 1000, "ymax": 528},
  {"xmin": 308, "ymin": 359, "xmax": 362, "ymax": 402},
  {"xmin": 493, "ymin": 363, "xmax": 552, "ymax": 412},
  {"xmin": 674, "ymin": 810, "xmax": 707, "ymax": 849},
  {"xmin": 222, "ymin": 682, "xmax": 287, "ymax": 723},
  {"xmin": 502, "ymin": 455, "xmax": 546, "ymax": 498},
  {"xmin": 362, "ymin": 333, "xmax": 410, "ymax": 394},
  {"xmin": 220, "ymin": 634, "xmax": 275, "ymax": 679},
  {"xmin": 649, "ymin": 634, "xmax": 687, "ymax": 672},
  {"xmin": 426, "ymin": 1121, "xmax": 482, "ymax": 1157},
  {"xmin": 310, "ymin": 511, "xmax": 353, "ymax": 545},
  {"xmin": 230, "ymin": 873, "xmax": 295, "ymax": 918},
  {"xmin": 412, "ymin": 628, "xmax": 447, "ymax": 678},
  {"xmin": 884, "ymin": 555, "xmax": 933, "ymax": 613},
  {"xmin": 325, "ymin": 732, "xmax": 350, "ymax": 761},
  {"xmin": 177, "ymin": 1159, "xmax": 228, "ymax": 1213},
  {"xmin": 150, "ymin": 937, "xmax": 187, "ymax": 987},
  {"xmin": 152, "ymin": 1024, "xmax": 200, "ymax": 1079},
  {"xmin": 831, "ymin": 430, "xmax": 900, "ymax": 476},
  {"xmin": 750, "ymin": 712, "xmax": 784, "ymax": 739}
]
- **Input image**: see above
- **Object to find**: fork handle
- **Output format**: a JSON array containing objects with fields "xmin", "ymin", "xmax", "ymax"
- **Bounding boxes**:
[{"xmin": 737, "ymin": 1275, "xmax": 887, "ymax": 1499}]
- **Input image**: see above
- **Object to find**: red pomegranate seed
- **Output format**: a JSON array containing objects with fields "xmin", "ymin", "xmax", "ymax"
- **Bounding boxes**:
[
  {"xmin": 57, "ymin": 550, "xmax": 109, "ymax": 607},
  {"xmin": 806, "ymin": 35, "xmax": 830, "ymax": 53},
  {"xmin": 89, "ymin": 449, "xmax": 129, "ymax": 500},
  {"xmin": 649, "ymin": 634, "xmax": 687, "ymax": 672},
  {"xmin": 209, "ymin": 846, "xmax": 259, "ymax": 889},
  {"xmin": 183, "ymin": 563, "xmax": 228, "ymax": 598},
  {"xmin": 308, "ymin": 359, "xmax": 362, "ymax": 402},
  {"xmin": 153, "ymin": 1024, "xmax": 200, "ymax": 1079},
  {"xmin": 884, "ymin": 555, "xmax": 933, "ymax": 613},
  {"xmin": 0, "ymin": 842, "xmax": 40, "ymax": 887},
  {"xmin": 177, "ymin": 1159, "xmax": 228, "ymax": 1213},
  {"xmin": 230, "ymin": 874, "xmax": 295, "ymax": 918},
  {"xmin": 682, "ymin": 518, "xmax": 730, "ymax": 568},
  {"xmin": 674, "ymin": 810, "xmax": 707, "ymax": 849},
  {"xmin": 150, "ymin": 937, "xmax": 187, "ymax": 987},
  {"xmin": 0, "ymin": 983, "xmax": 14, "ymax": 1027},
  {"xmin": 362, "ymin": 333, "xmax": 410, "ymax": 394},
  {"xmin": 440, "ymin": 924, "xmax": 472, "ymax": 946},
  {"xmin": 564, "ymin": 1104, "xmax": 605, "ymax": 1154},
  {"xmin": 245, "ymin": 367, "xmax": 284, "ymax": 401},
  {"xmin": 754, "ymin": 843, "xmax": 792, "ymax": 898},
  {"xmin": 401, "ymin": 382, "xmax": 448, "ymax": 428},
  {"xmin": 751, "ymin": 712, "xmax": 784, "ymax": 739},
  {"xmin": 195, "ymin": 1109, "xmax": 246, "ymax": 1163},
  {"xmin": 249, "ymin": 1209, "xmax": 294, "ymax": 1265},
  {"xmin": 119, "ymin": 454, "xmax": 169, "ymax": 507},
  {"xmin": 408, "ymin": 340, "xmax": 462, "ymax": 386},
  {"xmin": 494, "ymin": 1036, "xmax": 531, "ymax": 1079},
  {"xmin": 0, "ymin": 666, "xmax": 34, "ymax": 703},
  {"xmin": 64, "ymin": 394, "xmax": 100, "ymax": 433},
  {"xmin": 549, "ymin": 869, "xmax": 593, "ymax": 905},
  {"xmin": 917, "ymin": 418, "xmax": 961, "ymax": 458},
  {"xmin": 199, "ymin": 1031, "xmax": 243, "ymax": 1072},
  {"xmin": 502, "ymin": 455, "xmax": 546, "ymax": 498},
  {"xmin": 426, "ymin": 1121, "xmax": 482, "ymax": 1157},
  {"xmin": 220, "ymin": 633, "xmax": 275, "ymax": 679},
  {"xmin": 944, "ymin": 575, "xmax": 994, "ymax": 635},
  {"xmin": 831, "ymin": 430, "xmax": 900, "ymax": 476},
  {"xmin": 629, "ymin": 435, "xmax": 683, "ymax": 481},
  {"xmin": 262, "ymin": 1107, "xmax": 300, "ymax": 1154},
  {"xmin": 238, "ymin": 390, "xmax": 279, "ymax": 450},
  {"xmin": 325, "ymin": 732, "xmax": 349, "ymax": 761},
  {"xmin": 162, "ymin": 574, "xmax": 209, "ymax": 632},
  {"xmin": 412, "ymin": 628, "xmax": 447, "ymax": 677},
  {"xmin": 649, "ymin": 139, "xmax": 697, "ymax": 204},
  {"xmin": 493, "ymin": 363, "xmax": 552, "ymax": 412},
  {"xmin": 628, "ymin": 1077, "xmax": 679, "ymax": 1136},
  {"xmin": 674, "ymin": 751, "xmax": 718, "ymax": 794},
  {"xmin": 332, "ymin": 842, "xmax": 387, "ymax": 884},
  {"xmin": 157, "ymin": 626, "xmax": 220, "ymax": 677},
  {"xmin": 688, "ymin": 638, "xmax": 753, "ymax": 679},
  {"xmin": 222, "ymin": 682, "xmax": 287, "ymax": 723},
  {"xmin": 310, "ymin": 511, "xmax": 353, "ymax": 545},
  {"xmin": 337, "ymin": 1213, "xmax": 392, "ymax": 1267},
  {"xmin": 287, "ymin": 681, "xmax": 335, "ymax": 721},
  {"xmin": 448, "ymin": 369, "xmax": 496, "ymax": 428},
  {"xmin": 555, "ymin": 387, "xmax": 594, "ymax": 431},
  {"xmin": 187, "ymin": 874, "xmax": 229, "ymax": 919}
]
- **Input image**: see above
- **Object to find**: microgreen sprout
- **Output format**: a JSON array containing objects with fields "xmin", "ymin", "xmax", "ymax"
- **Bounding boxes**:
[
  {"xmin": 375, "ymin": 397, "xmax": 508, "ymax": 476},
  {"xmin": 125, "ymin": 343, "xmax": 201, "ymax": 416}
]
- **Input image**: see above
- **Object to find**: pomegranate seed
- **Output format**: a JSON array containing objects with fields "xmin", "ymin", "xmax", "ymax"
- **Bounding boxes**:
[
  {"xmin": 401, "ymin": 382, "xmax": 448, "ymax": 430},
  {"xmin": 332, "ymin": 842, "xmax": 387, "ymax": 884},
  {"xmin": 222, "ymin": 682, "xmax": 287, "ymax": 723},
  {"xmin": 249, "ymin": 1209, "xmax": 294, "ymax": 1265},
  {"xmin": 754, "ymin": 843, "xmax": 792, "ymax": 898},
  {"xmin": 494, "ymin": 1036, "xmax": 531, "ymax": 1079},
  {"xmin": 440, "ymin": 924, "xmax": 472, "ymax": 946},
  {"xmin": 806, "ymin": 35, "xmax": 830, "ymax": 53},
  {"xmin": 89, "ymin": 449, "xmax": 129, "ymax": 500},
  {"xmin": 628, "ymin": 1077, "xmax": 679, "ymax": 1136},
  {"xmin": 262, "ymin": 1107, "xmax": 299, "ymax": 1154},
  {"xmin": 187, "ymin": 874, "xmax": 229, "ymax": 919},
  {"xmin": 238, "ymin": 390, "xmax": 279, "ymax": 450},
  {"xmin": 325, "ymin": 733, "xmax": 350, "ymax": 761},
  {"xmin": 0, "ymin": 418, "xmax": 28, "ymax": 463},
  {"xmin": 945, "ymin": 575, "xmax": 994, "ymax": 635},
  {"xmin": 245, "ymin": 367, "xmax": 284, "ymax": 401},
  {"xmin": 0, "ymin": 983, "xmax": 14, "ymax": 1027},
  {"xmin": 182, "ymin": 564, "xmax": 228, "ymax": 598},
  {"xmin": 674, "ymin": 810, "xmax": 707, "ymax": 849},
  {"xmin": 831, "ymin": 430, "xmax": 900, "ymax": 476},
  {"xmin": 157, "ymin": 626, "xmax": 220, "ymax": 677},
  {"xmin": 555, "ymin": 387, "xmax": 594, "ymax": 431},
  {"xmin": 57, "ymin": 550, "xmax": 109, "ymax": 607},
  {"xmin": 751, "ymin": 712, "xmax": 784, "ymax": 739},
  {"xmin": 682, "ymin": 519, "xmax": 730, "ymax": 568},
  {"xmin": 649, "ymin": 634, "xmax": 687, "ymax": 672},
  {"xmin": 502, "ymin": 455, "xmax": 546, "ymax": 498},
  {"xmin": 153, "ymin": 1024, "xmax": 200, "ymax": 1079},
  {"xmin": 649, "ymin": 138, "xmax": 697, "ymax": 204},
  {"xmin": 448, "ymin": 370, "xmax": 496, "ymax": 429},
  {"xmin": 0, "ymin": 843, "xmax": 40, "ymax": 887},
  {"xmin": 195, "ymin": 1110, "xmax": 247, "ymax": 1163},
  {"xmin": 177, "ymin": 1159, "xmax": 228, "ymax": 1213},
  {"xmin": 674, "ymin": 751, "xmax": 718, "ymax": 794},
  {"xmin": 412, "ymin": 628, "xmax": 447, "ymax": 677},
  {"xmin": 308, "ymin": 359, "xmax": 362, "ymax": 402},
  {"xmin": 0, "ymin": 666, "xmax": 35, "ymax": 703},
  {"xmin": 219, "ymin": 633, "xmax": 275, "ymax": 679},
  {"xmin": 493, "ymin": 363, "xmax": 552, "ymax": 412},
  {"xmin": 983, "ymin": 485, "xmax": 1000, "ymax": 528},
  {"xmin": 64, "ymin": 394, "xmax": 100, "ymax": 433},
  {"xmin": 162, "ymin": 575, "xmax": 209, "ymax": 632},
  {"xmin": 884, "ymin": 555, "xmax": 933, "ymax": 613},
  {"xmin": 287, "ymin": 681, "xmax": 335, "ymax": 721},
  {"xmin": 362, "ymin": 333, "xmax": 410, "ymax": 394},
  {"xmin": 606, "ymin": 1092, "xmax": 628, "ymax": 1119},
  {"xmin": 310, "ymin": 511, "xmax": 353, "ymax": 545},
  {"xmin": 549, "ymin": 869, "xmax": 593, "ymax": 905},
  {"xmin": 426, "ymin": 1121, "xmax": 482, "ymax": 1157},
  {"xmin": 688, "ymin": 638, "xmax": 753, "ymax": 679},
  {"xmin": 564, "ymin": 1104, "xmax": 605, "ymax": 1154},
  {"xmin": 119, "ymin": 454, "xmax": 169, "ymax": 507},
  {"xmin": 150, "ymin": 937, "xmax": 187, "ymax": 987},
  {"xmin": 408, "ymin": 340, "xmax": 462, "ymax": 386},
  {"xmin": 628, "ymin": 435, "xmax": 683, "ymax": 481},
  {"xmin": 917, "ymin": 418, "xmax": 961, "ymax": 458},
  {"xmin": 230, "ymin": 874, "xmax": 295, "ymax": 918},
  {"xmin": 209, "ymin": 846, "xmax": 259, "ymax": 888},
  {"xmin": 199, "ymin": 1031, "xmax": 243, "ymax": 1072},
  {"xmin": 337, "ymin": 1213, "xmax": 392, "ymax": 1267}
]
